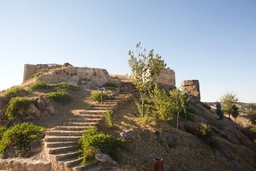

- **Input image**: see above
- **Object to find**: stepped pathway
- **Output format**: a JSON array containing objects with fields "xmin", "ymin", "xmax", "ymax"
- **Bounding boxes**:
[{"xmin": 44, "ymin": 93, "xmax": 132, "ymax": 171}]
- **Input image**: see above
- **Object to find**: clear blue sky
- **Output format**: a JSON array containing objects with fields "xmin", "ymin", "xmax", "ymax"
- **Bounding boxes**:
[{"xmin": 0, "ymin": 0, "xmax": 255, "ymax": 102}]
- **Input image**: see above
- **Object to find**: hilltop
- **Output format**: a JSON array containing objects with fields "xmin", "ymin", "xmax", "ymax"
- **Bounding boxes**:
[{"xmin": 0, "ymin": 65, "xmax": 256, "ymax": 171}]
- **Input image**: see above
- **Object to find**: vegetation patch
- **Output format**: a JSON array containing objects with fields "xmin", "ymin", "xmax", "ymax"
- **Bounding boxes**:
[
  {"xmin": 46, "ymin": 91, "xmax": 71, "ymax": 105},
  {"xmin": 27, "ymin": 81, "xmax": 49, "ymax": 91},
  {"xmin": 3, "ymin": 86, "xmax": 27, "ymax": 97},
  {"xmin": 6, "ymin": 97, "xmax": 34, "ymax": 120},
  {"xmin": 0, "ymin": 122, "xmax": 45, "ymax": 154},
  {"xmin": 102, "ymin": 82, "xmax": 117, "ymax": 87},
  {"xmin": 91, "ymin": 91, "xmax": 108, "ymax": 102},
  {"xmin": 78, "ymin": 127, "xmax": 130, "ymax": 164},
  {"xmin": 197, "ymin": 123, "xmax": 212, "ymax": 141},
  {"xmin": 103, "ymin": 109, "xmax": 114, "ymax": 127},
  {"xmin": 52, "ymin": 82, "xmax": 78, "ymax": 90},
  {"xmin": 30, "ymin": 72, "xmax": 42, "ymax": 79}
]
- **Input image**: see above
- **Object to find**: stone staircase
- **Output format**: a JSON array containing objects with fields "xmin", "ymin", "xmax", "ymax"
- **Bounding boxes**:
[{"xmin": 44, "ymin": 93, "xmax": 132, "ymax": 171}]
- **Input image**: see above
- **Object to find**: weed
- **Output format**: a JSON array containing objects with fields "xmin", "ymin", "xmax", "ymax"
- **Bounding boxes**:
[
  {"xmin": 27, "ymin": 81, "xmax": 49, "ymax": 91},
  {"xmin": 30, "ymin": 72, "xmax": 42, "ymax": 79},
  {"xmin": 197, "ymin": 123, "xmax": 212, "ymax": 141},
  {"xmin": 102, "ymin": 82, "xmax": 117, "ymax": 88},
  {"xmin": 53, "ymin": 82, "xmax": 78, "ymax": 90},
  {"xmin": 104, "ymin": 109, "xmax": 114, "ymax": 127},
  {"xmin": 46, "ymin": 91, "xmax": 71, "ymax": 105},
  {"xmin": 3, "ymin": 86, "xmax": 27, "ymax": 97},
  {"xmin": 6, "ymin": 97, "xmax": 34, "ymax": 120},
  {"xmin": 0, "ymin": 122, "xmax": 45, "ymax": 154},
  {"xmin": 78, "ymin": 127, "xmax": 130, "ymax": 164},
  {"xmin": 91, "ymin": 91, "xmax": 108, "ymax": 102}
]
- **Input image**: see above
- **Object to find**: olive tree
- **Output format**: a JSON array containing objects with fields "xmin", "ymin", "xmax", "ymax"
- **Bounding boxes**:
[
  {"xmin": 128, "ymin": 42, "xmax": 165, "ymax": 117},
  {"xmin": 219, "ymin": 92, "xmax": 238, "ymax": 118}
]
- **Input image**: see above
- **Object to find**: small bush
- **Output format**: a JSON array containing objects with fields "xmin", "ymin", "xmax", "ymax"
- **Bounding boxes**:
[
  {"xmin": 46, "ymin": 91, "xmax": 71, "ymax": 105},
  {"xmin": 4, "ymin": 86, "xmax": 27, "ymax": 97},
  {"xmin": 0, "ymin": 126, "xmax": 7, "ymax": 139},
  {"xmin": 184, "ymin": 123, "xmax": 198, "ymax": 136},
  {"xmin": 27, "ymin": 81, "xmax": 49, "ymax": 91},
  {"xmin": 78, "ymin": 127, "xmax": 130, "ymax": 164},
  {"xmin": 134, "ymin": 98, "xmax": 152, "ymax": 118},
  {"xmin": 180, "ymin": 111, "xmax": 195, "ymax": 121},
  {"xmin": 186, "ymin": 108, "xmax": 197, "ymax": 115},
  {"xmin": 53, "ymin": 82, "xmax": 78, "ymax": 90},
  {"xmin": 103, "ymin": 109, "xmax": 114, "ymax": 127},
  {"xmin": 6, "ymin": 97, "xmax": 34, "ymax": 120},
  {"xmin": 91, "ymin": 92, "xmax": 108, "ymax": 102},
  {"xmin": 197, "ymin": 123, "xmax": 212, "ymax": 141},
  {"xmin": 30, "ymin": 72, "xmax": 42, "ymax": 79},
  {"xmin": 102, "ymin": 82, "xmax": 117, "ymax": 88},
  {"xmin": 0, "ymin": 122, "xmax": 45, "ymax": 154}
]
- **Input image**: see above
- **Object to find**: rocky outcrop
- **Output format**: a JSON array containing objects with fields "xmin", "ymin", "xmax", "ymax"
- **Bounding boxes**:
[{"xmin": 181, "ymin": 80, "xmax": 200, "ymax": 101}]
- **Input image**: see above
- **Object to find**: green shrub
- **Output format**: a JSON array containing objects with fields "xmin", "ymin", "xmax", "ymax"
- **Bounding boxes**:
[
  {"xmin": 197, "ymin": 123, "xmax": 212, "ymax": 141},
  {"xmin": 184, "ymin": 123, "xmax": 199, "ymax": 136},
  {"xmin": 186, "ymin": 108, "xmax": 197, "ymax": 115},
  {"xmin": 78, "ymin": 127, "xmax": 130, "ymax": 164},
  {"xmin": 134, "ymin": 98, "xmax": 152, "ymax": 118},
  {"xmin": 0, "ymin": 126, "xmax": 7, "ymax": 140},
  {"xmin": 30, "ymin": 72, "xmax": 42, "ymax": 79},
  {"xmin": 3, "ymin": 86, "xmax": 27, "ymax": 97},
  {"xmin": 102, "ymin": 82, "xmax": 117, "ymax": 88},
  {"xmin": 0, "ymin": 122, "xmax": 45, "ymax": 154},
  {"xmin": 103, "ymin": 109, "xmax": 114, "ymax": 127},
  {"xmin": 27, "ymin": 81, "xmax": 49, "ymax": 91},
  {"xmin": 53, "ymin": 82, "xmax": 78, "ymax": 90},
  {"xmin": 91, "ymin": 92, "xmax": 108, "ymax": 102},
  {"xmin": 6, "ymin": 97, "xmax": 34, "ymax": 120},
  {"xmin": 180, "ymin": 111, "xmax": 195, "ymax": 121},
  {"xmin": 46, "ymin": 91, "xmax": 71, "ymax": 105}
]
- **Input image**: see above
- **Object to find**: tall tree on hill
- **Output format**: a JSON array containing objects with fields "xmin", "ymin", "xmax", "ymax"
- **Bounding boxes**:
[
  {"xmin": 219, "ymin": 92, "xmax": 238, "ymax": 119},
  {"xmin": 128, "ymin": 42, "xmax": 165, "ymax": 117}
]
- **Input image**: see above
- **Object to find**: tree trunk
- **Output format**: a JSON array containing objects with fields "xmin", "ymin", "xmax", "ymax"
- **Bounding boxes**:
[{"xmin": 141, "ymin": 92, "xmax": 145, "ymax": 117}]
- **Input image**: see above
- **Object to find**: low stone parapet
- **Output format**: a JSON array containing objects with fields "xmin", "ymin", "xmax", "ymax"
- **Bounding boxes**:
[{"xmin": 0, "ymin": 158, "xmax": 53, "ymax": 171}]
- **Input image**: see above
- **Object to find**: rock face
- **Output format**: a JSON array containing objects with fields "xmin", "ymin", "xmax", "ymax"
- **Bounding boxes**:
[
  {"xmin": 23, "ymin": 64, "xmax": 109, "ymax": 87},
  {"xmin": 181, "ymin": 80, "xmax": 200, "ymax": 101}
]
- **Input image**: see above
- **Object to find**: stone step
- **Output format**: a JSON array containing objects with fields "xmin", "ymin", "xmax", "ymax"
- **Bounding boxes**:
[
  {"xmin": 68, "ymin": 117, "xmax": 102, "ymax": 122},
  {"xmin": 63, "ymin": 122, "xmax": 98, "ymax": 126},
  {"xmin": 45, "ymin": 130, "xmax": 83, "ymax": 136},
  {"xmin": 78, "ymin": 110, "xmax": 106, "ymax": 114},
  {"xmin": 54, "ymin": 151, "xmax": 80, "ymax": 161},
  {"xmin": 88, "ymin": 106, "xmax": 114, "ymax": 110},
  {"xmin": 48, "ymin": 145, "xmax": 78, "ymax": 154},
  {"xmin": 54, "ymin": 126, "xmax": 90, "ymax": 131},
  {"xmin": 45, "ymin": 135, "xmax": 81, "ymax": 142},
  {"xmin": 74, "ymin": 114, "xmax": 103, "ymax": 118},
  {"xmin": 59, "ymin": 157, "xmax": 83, "ymax": 168},
  {"xmin": 45, "ymin": 141, "xmax": 78, "ymax": 148},
  {"xmin": 70, "ymin": 162, "xmax": 96, "ymax": 171}
]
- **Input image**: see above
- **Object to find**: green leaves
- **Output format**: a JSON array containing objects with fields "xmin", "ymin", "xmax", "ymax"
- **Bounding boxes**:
[
  {"xmin": 0, "ymin": 122, "xmax": 45, "ymax": 154},
  {"xmin": 219, "ymin": 92, "xmax": 238, "ymax": 118},
  {"xmin": 46, "ymin": 91, "xmax": 71, "ymax": 105},
  {"xmin": 78, "ymin": 127, "xmax": 129, "ymax": 164},
  {"xmin": 128, "ymin": 42, "xmax": 166, "ymax": 116},
  {"xmin": 6, "ymin": 97, "xmax": 34, "ymax": 120}
]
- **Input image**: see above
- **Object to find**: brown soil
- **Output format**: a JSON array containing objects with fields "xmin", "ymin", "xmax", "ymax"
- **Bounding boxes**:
[{"xmin": 1, "ymin": 83, "xmax": 256, "ymax": 171}]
